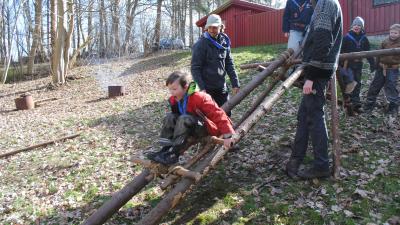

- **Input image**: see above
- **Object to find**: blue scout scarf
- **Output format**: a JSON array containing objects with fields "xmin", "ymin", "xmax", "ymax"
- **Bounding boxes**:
[
  {"xmin": 177, "ymin": 94, "xmax": 188, "ymax": 115},
  {"xmin": 346, "ymin": 33, "xmax": 366, "ymax": 49},
  {"xmin": 204, "ymin": 32, "xmax": 231, "ymax": 50}
]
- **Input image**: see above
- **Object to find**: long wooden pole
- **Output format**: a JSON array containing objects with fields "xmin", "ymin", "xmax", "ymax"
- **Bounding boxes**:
[
  {"xmin": 239, "ymin": 48, "xmax": 400, "ymax": 70},
  {"xmin": 0, "ymin": 133, "xmax": 80, "ymax": 158},
  {"xmin": 330, "ymin": 74, "xmax": 341, "ymax": 179},
  {"xmin": 137, "ymin": 66, "xmax": 305, "ymax": 225},
  {"xmin": 82, "ymin": 169, "xmax": 154, "ymax": 225},
  {"xmin": 221, "ymin": 48, "xmax": 294, "ymax": 112}
]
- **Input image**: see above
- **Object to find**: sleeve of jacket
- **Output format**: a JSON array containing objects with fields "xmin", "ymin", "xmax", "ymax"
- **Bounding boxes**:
[
  {"xmin": 191, "ymin": 41, "xmax": 207, "ymax": 90},
  {"xmin": 225, "ymin": 48, "xmax": 240, "ymax": 88},
  {"xmin": 282, "ymin": 2, "xmax": 291, "ymax": 33},
  {"xmin": 310, "ymin": 12, "xmax": 334, "ymax": 61},
  {"xmin": 198, "ymin": 93, "xmax": 235, "ymax": 135}
]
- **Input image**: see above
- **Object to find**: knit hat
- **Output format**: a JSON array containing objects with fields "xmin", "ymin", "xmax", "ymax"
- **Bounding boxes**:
[
  {"xmin": 205, "ymin": 14, "xmax": 222, "ymax": 29},
  {"xmin": 390, "ymin": 24, "xmax": 400, "ymax": 32},
  {"xmin": 351, "ymin": 17, "xmax": 365, "ymax": 29}
]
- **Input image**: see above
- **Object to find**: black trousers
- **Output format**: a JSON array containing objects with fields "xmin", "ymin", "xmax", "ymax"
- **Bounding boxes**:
[
  {"xmin": 160, "ymin": 113, "xmax": 207, "ymax": 154},
  {"xmin": 206, "ymin": 88, "xmax": 231, "ymax": 117}
]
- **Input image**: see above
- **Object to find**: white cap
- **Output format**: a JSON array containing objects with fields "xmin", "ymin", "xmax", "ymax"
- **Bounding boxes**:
[{"xmin": 205, "ymin": 14, "xmax": 222, "ymax": 28}]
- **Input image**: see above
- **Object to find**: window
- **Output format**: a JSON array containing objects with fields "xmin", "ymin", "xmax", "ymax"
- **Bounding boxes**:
[{"xmin": 373, "ymin": 0, "xmax": 400, "ymax": 6}]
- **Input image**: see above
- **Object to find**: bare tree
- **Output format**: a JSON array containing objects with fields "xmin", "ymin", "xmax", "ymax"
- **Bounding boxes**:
[
  {"xmin": 189, "ymin": 0, "xmax": 193, "ymax": 47},
  {"xmin": 111, "ymin": 0, "xmax": 120, "ymax": 54},
  {"xmin": 51, "ymin": 0, "xmax": 74, "ymax": 85},
  {"xmin": 153, "ymin": 0, "xmax": 162, "ymax": 49},
  {"xmin": 122, "ymin": 0, "xmax": 139, "ymax": 55},
  {"xmin": 27, "ymin": 0, "xmax": 43, "ymax": 75}
]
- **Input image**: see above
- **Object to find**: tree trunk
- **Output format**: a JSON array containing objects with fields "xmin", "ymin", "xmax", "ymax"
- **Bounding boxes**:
[
  {"xmin": 111, "ymin": 0, "xmax": 120, "ymax": 55},
  {"xmin": 99, "ymin": 0, "xmax": 105, "ymax": 57},
  {"xmin": 154, "ymin": 0, "xmax": 163, "ymax": 48},
  {"xmin": 123, "ymin": 0, "xmax": 139, "ymax": 55},
  {"xmin": 23, "ymin": 0, "xmax": 32, "ymax": 54},
  {"xmin": 51, "ymin": 0, "xmax": 73, "ymax": 85},
  {"xmin": 27, "ymin": 0, "xmax": 43, "ymax": 75},
  {"xmin": 189, "ymin": 0, "xmax": 193, "ymax": 47},
  {"xmin": 87, "ymin": 0, "xmax": 93, "ymax": 52}
]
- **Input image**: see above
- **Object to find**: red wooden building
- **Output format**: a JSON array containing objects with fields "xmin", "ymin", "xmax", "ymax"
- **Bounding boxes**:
[{"xmin": 196, "ymin": 0, "xmax": 400, "ymax": 48}]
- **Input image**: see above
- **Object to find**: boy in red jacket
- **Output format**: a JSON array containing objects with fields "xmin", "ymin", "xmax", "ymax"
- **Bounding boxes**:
[{"xmin": 147, "ymin": 71, "xmax": 236, "ymax": 165}]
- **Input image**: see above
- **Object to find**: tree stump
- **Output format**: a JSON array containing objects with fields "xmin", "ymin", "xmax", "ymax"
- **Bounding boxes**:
[{"xmin": 15, "ymin": 94, "xmax": 34, "ymax": 110}]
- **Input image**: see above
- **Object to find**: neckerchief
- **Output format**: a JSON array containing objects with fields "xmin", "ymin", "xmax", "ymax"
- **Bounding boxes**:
[
  {"xmin": 291, "ymin": 0, "xmax": 307, "ymax": 12},
  {"xmin": 346, "ymin": 33, "xmax": 365, "ymax": 49},
  {"xmin": 204, "ymin": 32, "xmax": 230, "ymax": 50},
  {"xmin": 177, "ymin": 94, "xmax": 188, "ymax": 115}
]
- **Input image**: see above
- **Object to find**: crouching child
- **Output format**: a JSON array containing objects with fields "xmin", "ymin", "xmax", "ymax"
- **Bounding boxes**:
[{"xmin": 147, "ymin": 71, "xmax": 236, "ymax": 165}]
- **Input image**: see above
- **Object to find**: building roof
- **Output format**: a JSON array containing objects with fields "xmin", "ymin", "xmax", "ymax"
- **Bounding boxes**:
[{"xmin": 196, "ymin": 0, "xmax": 276, "ymax": 27}]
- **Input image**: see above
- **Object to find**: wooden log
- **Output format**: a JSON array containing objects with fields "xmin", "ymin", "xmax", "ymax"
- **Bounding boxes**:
[
  {"xmin": 170, "ymin": 166, "xmax": 201, "ymax": 182},
  {"xmin": 240, "ymin": 58, "xmax": 302, "ymax": 70},
  {"xmin": 0, "ymin": 133, "xmax": 81, "ymax": 159},
  {"xmin": 339, "ymin": 47, "xmax": 400, "ymax": 60},
  {"xmin": 330, "ymin": 75, "xmax": 341, "ymax": 179},
  {"xmin": 240, "ymin": 48, "xmax": 400, "ymax": 70},
  {"xmin": 82, "ymin": 169, "xmax": 154, "ymax": 225},
  {"xmin": 160, "ymin": 143, "xmax": 214, "ymax": 190},
  {"xmin": 210, "ymin": 66, "xmax": 305, "ymax": 169},
  {"xmin": 236, "ymin": 66, "xmax": 289, "ymax": 127},
  {"xmin": 221, "ymin": 48, "xmax": 294, "ymax": 112},
  {"xmin": 136, "ymin": 66, "xmax": 305, "ymax": 225}
]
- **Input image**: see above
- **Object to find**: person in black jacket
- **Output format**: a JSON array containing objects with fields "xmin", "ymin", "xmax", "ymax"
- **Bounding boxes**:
[
  {"xmin": 282, "ymin": 0, "xmax": 314, "ymax": 52},
  {"xmin": 286, "ymin": 0, "xmax": 343, "ymax": 180},
  {"xmin": 340, "ymin": 17, "xmax": 375, "ymax": 113},
  {"xmin": 191, "ymin": 14, "xmax": 240, "ymax": 116}
]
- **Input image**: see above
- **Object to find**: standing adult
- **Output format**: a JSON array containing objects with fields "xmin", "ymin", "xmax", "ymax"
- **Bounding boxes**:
[
  {"xmin": 191, "ymin": 14, "xmax": 240, "ymax": 115},
  {"xmin": 286, "ymin": 0, "xmax": 343, "ymax": 179},
  {"xmin": 282, "ymin": 0, "xmax": 314, "ymax": 53}
]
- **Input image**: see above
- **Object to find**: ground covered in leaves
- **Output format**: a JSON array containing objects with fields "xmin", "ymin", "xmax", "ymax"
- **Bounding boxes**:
[{"xmin": 0, "ymin": 45, "xmax": 399, "ymax": 225}]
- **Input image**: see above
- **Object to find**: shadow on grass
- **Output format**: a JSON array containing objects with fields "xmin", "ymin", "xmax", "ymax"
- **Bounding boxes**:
[{"xmin": 119, "ymin": 51, "xmax": 191, "ymax": 77}]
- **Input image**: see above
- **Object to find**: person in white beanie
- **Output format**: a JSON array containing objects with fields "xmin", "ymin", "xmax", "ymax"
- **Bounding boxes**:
[
  {"xmin": 340, "ymin": 16, "xmax": 375, "ymax": 114},
  {"xmin": 191, "ymin": 14, "xmax": 240, "ymax": 116}
]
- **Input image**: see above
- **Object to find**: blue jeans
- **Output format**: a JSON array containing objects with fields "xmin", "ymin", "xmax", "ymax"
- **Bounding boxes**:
[
  {"xmin": 291, "ymin": 78, "xmax": 330, "ymax": 171},
  {"xmin": 366, "ymin": 67, "xmax": 400, "ymax": 106}
]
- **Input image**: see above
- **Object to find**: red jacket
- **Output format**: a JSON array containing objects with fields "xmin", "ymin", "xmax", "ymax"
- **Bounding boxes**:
[{"xmin": 169, "ymin": 91, "xmax": 234, "ymax": 136}]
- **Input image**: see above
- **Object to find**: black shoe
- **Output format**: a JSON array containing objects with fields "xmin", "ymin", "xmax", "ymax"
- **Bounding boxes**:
[
  {"xmin": 386, "ymin": 103, "xmax": 398, "ymax": 115},
  {"xmin": 297, "ymin": 167, "xmax": 330, "ymax": 180},
  {"xmin": 146, "ymin": 146, "xmax": 171, "ymax": 160},
  {"xmin": 286, "ymin": 158, "xmax": 301, "ymax": 178},
  {"xmin": 151, "ymin": 151, "xmax": 179, "ymax": 165}
]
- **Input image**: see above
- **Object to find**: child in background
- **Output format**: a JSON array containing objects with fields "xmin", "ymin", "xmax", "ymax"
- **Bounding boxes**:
[{"xmin": 364, "ymin": 24, "xmax": 400, "ymax": 115}]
